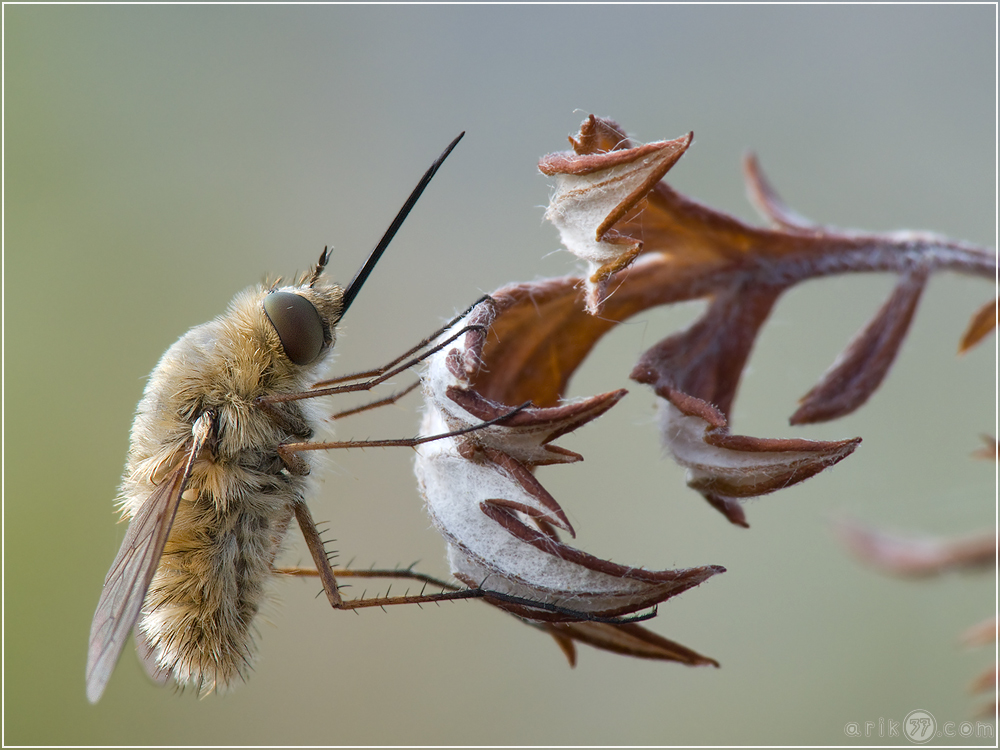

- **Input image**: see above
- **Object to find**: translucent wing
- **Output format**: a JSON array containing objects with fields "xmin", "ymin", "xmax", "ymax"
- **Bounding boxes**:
[
  {"xmin": 85, "ymin": 411, "xmax": 214, "ymax": 703},
  {"xmin": 85, "ymin": 464, "xmax": 187, "ymax": 703}
]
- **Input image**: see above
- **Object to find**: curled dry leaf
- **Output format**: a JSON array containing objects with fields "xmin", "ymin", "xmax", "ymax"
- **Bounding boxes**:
[
  {"xmin": 415, "ymin": 293, "xmax": 723, "ymax": 666},
  {"xmin": 538, "ymin": 114, "xmax": 995, "ymax": 524},
  {"xmin": 651, "ymin": 387, "xmax": 861, "ymax": 529},
  {"xmin": 540, "ymin": 126, "xmax": 692, "ymax": 315},
  {"xmin": 835, "ymin": 520, "xmax": 996, "ymax": 577}
]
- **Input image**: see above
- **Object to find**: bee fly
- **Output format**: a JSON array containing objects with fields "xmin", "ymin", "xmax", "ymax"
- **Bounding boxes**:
[{"xmin": 86, "ymin": 133, "xmax": 510, "ymax": 702}]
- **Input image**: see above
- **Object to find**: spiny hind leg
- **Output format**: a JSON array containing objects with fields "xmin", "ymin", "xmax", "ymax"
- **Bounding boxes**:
[
  {"xmin": 289, "ymin": 499, "xmax": 482, "ymax": 610},
  {"xmin": 281, "ymin": 508, "xmax": 658, "ymax": 625},
  {"xmin": 275, "ymin": 564, "xmax": 460, "ymax": 594}
]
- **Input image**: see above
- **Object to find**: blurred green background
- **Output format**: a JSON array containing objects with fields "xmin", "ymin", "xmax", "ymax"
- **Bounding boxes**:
[{"xmin": 4, "ymin": 5, "xmax": 995, "ymax": 746}]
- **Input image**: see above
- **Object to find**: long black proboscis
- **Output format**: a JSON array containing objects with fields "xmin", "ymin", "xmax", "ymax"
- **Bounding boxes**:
[{"xmin": 339, "ymin": 131, "xmax": 465, "ymax": 318}]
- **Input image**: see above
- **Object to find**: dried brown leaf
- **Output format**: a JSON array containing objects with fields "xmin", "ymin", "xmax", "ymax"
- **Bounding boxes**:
[
  {"xmin": 544, "ymin": 117, "xmax": 994, "ymax": 301},
  {"xmin": 541, "ymin": 127, "xmax": 692, "ymax": 314},
  {"xmin": 743, "ymin": 153, "xmax": 819, "ymax": 232},
  {"xmin": 791, "ymin": 266, "xmax": 929, "ymax": 425},
  {"xmin": 411, "ymin": 115, "xmax": 995, "ymax": 669},
  {"xmin": 655, "ymin": 385, "xmax": 861, "ymax": 527},
  {"xmin": 466, "ymin": 277, "xmax": 861, "ymax": 529},
  {"xmin": 545, "ymin": 115, "xmax": 995, "ymax": 416},
  {"xmin": 534, "ymin": 115, "xmax": 994, "ymax": 524},
  {"xmin": 960, "ymin": 297, "xmax": 997, "ymax": 353},
  {"xmin": 630, "ymin": 282, "xmax": 783, "ymax": 419},
  {"xmin": 469, "ymin": 278, "xmax": 611, "ymax": 409},
  {"xmin": 835, "ymin": 520, "xmax": 997, "ymax": 577},
  {"xmin": 456, "ymin": 501, "xmax": 723, "ymax": 620},
  {"xmin": 543, "ymin": 621, "xmax": 719, "ymax": 667},
  {"xmin": 415, "ymin": 295, "xmax": 722, "ymax": 664}
]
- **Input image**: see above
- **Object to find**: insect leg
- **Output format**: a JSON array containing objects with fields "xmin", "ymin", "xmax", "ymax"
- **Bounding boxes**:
[
  {"xmin": 258, "ymin": 316, "xmax": 491, "ymax": 407},
  {"xmin": 276, "ymin": 560, "xmax": 658, "ymax": 624},
  {"xmin": 291, "ymin": 499, "xmax": 344, "ymax": 607},
  {"xmin": 312, "ymin": 294, "xmax": 492, "ymax": 388},
  {"xmin": 276, "ymin": 401, "xmax": 530, "ymax": 464},
  {"xmin": 328, "ymin": 381, "xmax": 421, "ymax": 421},
  {"xmin": 275, "ymin": 566, "xmax": 460, "ymax": 592},
  {"xmin": 290, "ymin": 499, "xmax": 483, "ymax": 610}
]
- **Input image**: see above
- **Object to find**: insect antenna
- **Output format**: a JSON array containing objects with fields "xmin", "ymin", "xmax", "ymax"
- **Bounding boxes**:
[
  {"xmin": 339, "ymin": 132, "xmax": 465, "ymax": 318},
  {"xmin": 307, "ymin": 246, "xmax": 331, "ymax": 287}
]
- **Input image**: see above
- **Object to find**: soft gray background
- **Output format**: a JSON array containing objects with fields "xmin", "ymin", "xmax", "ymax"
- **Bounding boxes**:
[{"xmin": 4, "ymin": 5, "xmax": 996, "ymax": 746}]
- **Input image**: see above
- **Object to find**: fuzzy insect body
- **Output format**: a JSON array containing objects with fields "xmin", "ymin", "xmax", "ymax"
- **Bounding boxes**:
[
  {"xmin": 86, "ymin": 134, "xmax": 472, "ymax": 703},
  {"xmin": 120, "ymin": 277, "xmax": 342, "ymax": 694},
  {"xmin": 86, "ymin": 266, "xmax": 348, "ymax": 701}
]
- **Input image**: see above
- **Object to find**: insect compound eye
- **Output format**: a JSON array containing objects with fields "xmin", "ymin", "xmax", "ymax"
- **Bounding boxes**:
[{"xmin": 263, "ymin": 292, "xmax": 326, "ymax": 365}]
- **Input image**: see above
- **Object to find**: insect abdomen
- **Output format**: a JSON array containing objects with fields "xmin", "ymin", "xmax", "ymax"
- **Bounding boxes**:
[{"xmin": 138, "ymin": 464, "xmax": 301, "ymax": 695}]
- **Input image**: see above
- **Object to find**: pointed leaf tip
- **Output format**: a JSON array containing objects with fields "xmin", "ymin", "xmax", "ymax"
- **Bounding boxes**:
[
  {"xmin": 791, "ymin": 268, "xmax": 928, "ymax": 425},
  {"xmin": 959, "ymin": 297, "xmax": 997, "ymax": 354},
  {"xmin": 655, "ymin": 385, "xmax": 860, "ymax": 526},
  {"xmin": 743, "ymin": 153, "xmax": 817, "ymax": 231}
]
